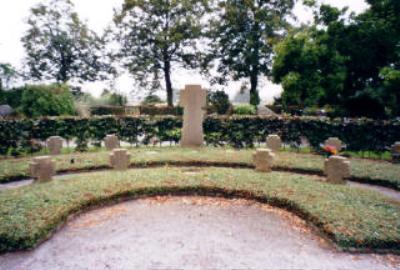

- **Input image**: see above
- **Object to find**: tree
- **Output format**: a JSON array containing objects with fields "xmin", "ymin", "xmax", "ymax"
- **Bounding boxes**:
[
  {"xmin": 100, "ymin": 89, "xmax": 128, "ymax": 106},
  {"xmin": 272, "ymin": 1, "xmax": 400, "ymax": 118},
  {"xmin": 113, "ymin": 0, "xmax": 208, "ymax": 106},
  {"xmin": 208, "ymin": 90, "xmax": 231, "ymax": 115},
  {"xmin": 205, "ymin": 0, "xmax": 295, "ymax": 106},
  {"xmin": 0, "ymin": 63, "xmax": 18, "ymax": 91},
  {"xmin": 272, "ymin": 29, "xmax": 347, "ymax": 109},
  {"xmin": 20, "ymin": 84, "xmax": 76, "ymax": 117},
  {"xmin": 21, "ymin": 0, "xmax": 113, "ymax": 83}
]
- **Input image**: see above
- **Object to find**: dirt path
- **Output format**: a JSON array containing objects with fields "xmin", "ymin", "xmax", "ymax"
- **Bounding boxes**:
[{"xmin": 0, "ymin": 196, "xmax": 399, "ymax": 270}]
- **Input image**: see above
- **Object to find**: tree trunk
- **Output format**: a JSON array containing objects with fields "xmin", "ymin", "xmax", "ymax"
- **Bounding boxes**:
[
  {"xmin": 250, "ymin": 71, "xmax": 260, "ymax": 106},
  {"xmin": 164, "ymin": 60, "xmax": 173, "ymax": 107}
]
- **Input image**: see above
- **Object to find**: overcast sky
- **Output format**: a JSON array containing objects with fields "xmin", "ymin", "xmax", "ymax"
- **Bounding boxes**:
[{"xmin": 0, "ymin": 0, "xmax": 369, "ymax": 104}]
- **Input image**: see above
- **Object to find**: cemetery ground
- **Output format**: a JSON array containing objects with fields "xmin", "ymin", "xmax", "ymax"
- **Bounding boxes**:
[
  {"xmin": 0, "ymin": 146, "xmax": 399, "ymax": 261},
  {"xmin": 1, "ymin": 147, "xmax": 400, "ymax": 189}
]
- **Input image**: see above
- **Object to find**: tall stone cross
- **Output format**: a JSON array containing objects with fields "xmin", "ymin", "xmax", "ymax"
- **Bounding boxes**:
[{"xmin": 180, "ymin": 85, "xmax": 207, "ymax": 147}]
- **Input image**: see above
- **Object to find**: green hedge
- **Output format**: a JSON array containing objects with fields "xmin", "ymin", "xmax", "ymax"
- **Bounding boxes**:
[{"xmin": 0, "ymin": 116, "xmax": 399, "ymax": 155}]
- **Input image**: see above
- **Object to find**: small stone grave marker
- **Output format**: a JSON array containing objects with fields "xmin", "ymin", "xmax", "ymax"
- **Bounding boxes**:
[
  {"xmin": 46, "ymin": 136, "xmax": 63, "ymax": 155},
  {"xmin": 324, "ymin": 156, "xmax": 350, "ymax": 184},
  {"xmin": 104, "ymin": 134, "xmax": 120, "ymax": 151},
  {"xmin": 391, "ymin": 142, "xmax": 400, "ymax": 163},
  {"xmin": 266, "ymin": 135, "xmax": 282, "ymax": 152},
  {"xmin": 110, "ymin": 148, "xmax": 131, "ymax": 170},
  {"xmin": 30, "ymin": 156, "xmax": 56, "ymax": 182},
  {"xmin": 253, "ymin": 149, "xmax": 275, "ymax": 172},
  {"xmin": 324, "ymin": 137, "xmax": 344, "ymax": 152}
]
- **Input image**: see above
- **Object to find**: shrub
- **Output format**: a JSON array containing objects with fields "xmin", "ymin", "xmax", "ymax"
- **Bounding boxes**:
[
  {"xmin": 233, "ymin": 104, "xmax": 256, "ymax": 115},
  {"xmin": 20, "ymin": 84, "xmax": 75, "ymax": 117},
  {"xmin": 208, "ymin": 91, "xmax": 232, "ymax": 115},
  {"xmin": 90, "ymin": 106, "xmax": 125, "ymax": 116},
  {"xmin": 142, "ymin": 94, "xmax": 163, "ymax": 105},
  {"xmin": 139, "ymin": 106, "xmax": 183, "ymax": 116},
  {"xmin": 0, "ymin": 116, "xmax": 399, "ymax": 155}
]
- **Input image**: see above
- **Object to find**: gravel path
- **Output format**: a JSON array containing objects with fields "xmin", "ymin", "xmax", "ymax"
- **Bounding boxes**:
[{"xmin": 0, "ymin": 196, "xmax": 399, "ymax": 270}]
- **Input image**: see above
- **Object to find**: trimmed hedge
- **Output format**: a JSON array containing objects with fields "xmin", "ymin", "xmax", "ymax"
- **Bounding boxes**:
[{"xmin": 0, "ymin": 116, "xmax": 399, "ymax": 155}]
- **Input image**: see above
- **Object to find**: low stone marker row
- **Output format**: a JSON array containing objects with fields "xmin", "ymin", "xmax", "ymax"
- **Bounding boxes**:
[
  {"xmin": 30, "ymin": 148, "xmax": 132, "ymax": 182},
  {"xmin": 44, "ymin": 134, "xmax": 121, "ymax": 156}
]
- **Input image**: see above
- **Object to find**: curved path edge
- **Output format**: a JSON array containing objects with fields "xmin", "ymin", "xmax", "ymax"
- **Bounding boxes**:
[{"xmin": 1, "ymin": 186, "xmax": 399, "ymax": 256}]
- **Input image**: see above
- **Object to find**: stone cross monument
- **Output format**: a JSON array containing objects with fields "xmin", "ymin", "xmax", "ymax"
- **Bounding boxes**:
[
  {"xmin": 324, "ymin": 156, "xmax": 350, "ymax": 184},
  {"xmin": 180, "ymin": 85, "xmax": 207, "ymax": 147}
]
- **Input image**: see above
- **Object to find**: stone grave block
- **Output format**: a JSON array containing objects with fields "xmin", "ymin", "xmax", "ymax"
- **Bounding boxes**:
[
  {"xmin": 324, "ymin": 156, "xmax": 350, "ymax": 184},
  {"xmin": 253, "ymin": 148, "xmax": 275, "ymax": 172},
  {"xmin": 30, "ymin": 156, "xmax": 55, "ymax": 182},
  {"xmin": 266, "ymin": 135, "xmax": 282, "ymax": 152},
  {"xmin": 104, "ymin": 134, "xmax": 120, "ymax": 151},
  {"xmin": 110, "ymin": 148, "xmax": 131, "ymax": 170},
  {"xmin": 391, "ymin": 142, "xmax": 400, "ymax": 163},
  {"xmin": 46, "ymin": 136, "xmax": 63, "ymax": 155},
  {"xmin": 324, "ymin": 137, "xmax": 344, "ymax": 152},
  {"xmin": 180, "ymin": 85, "xmax": 207, "ymax": 147}
]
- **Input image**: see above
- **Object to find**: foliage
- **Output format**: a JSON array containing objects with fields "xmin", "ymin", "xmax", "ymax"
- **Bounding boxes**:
[
  {"xmin": 204, "ymin": 0, "xmax": 295, "ymax": 105},
  {"xmin": 0, "ymin": 116, "xmax": 399, "ymax": 157},
  {"xmin": 100, "ymin": 89, "xmax": 128, "ymax": 106},
  {"xmin": 19, "ymin": 84, "xmax": 75, "ymax": 118},
  {"xmin": 90, "ymin": 106, "xmax": 126, "ymax": 116},
  {"xmin": 140, "ymin": 106, "xmax": 183, "ymax": 116},
  {"xmin": 0, "ymin": 87, "xmax": 24, "ymax": 109},
  {"xmin": 0, "ymin": 167, "xmax": 399, "ymax": 253},
  {"xmin": 272, "ymin": 1, "xmax": 400, "ymax": 118},
  {"xmin": 113, "ymin": 0, "xmax": 208, "ymax": 106},
  {"xmin": 272, "ymin": 29, "xmax": 347, "ymax": 109},
  {"xmin": 208, "ymin": 90, "xmax": 231, "ymax": 115},
  {"xmin": 233, "ymin": 105, "xmax": 256, "ymax": 115},
  {"xmin": 21, "ymin": 0, "xmax": 113, "ymax": 83},
  {"xmin": 1, "ymin": 146, "xmax": 400, "ymax": 191},
  {"xmin": 0, "ymin": 63, "xmax": 18, "ymax": 91},
  {"xmin": 142, "ymin": 94, "xmax": 163, "ymax": 105}
]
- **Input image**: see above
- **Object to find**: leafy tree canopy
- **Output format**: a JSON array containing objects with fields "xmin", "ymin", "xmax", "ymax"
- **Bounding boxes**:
[
  {"xmin": 0, "ymin": 63, "xmax": 18, "ymax": 91},
  {"xmin": 204, "ymin": 0, "xmax": 295, "ymax": 106},
  {"xmin": 20, "ymin": 84, "xmax": 76, "ymax": 117},
  {"xmin": 22, "ymin": 0, "xmax": 113, "ymax": 84},
  {"xmin": 273, "ymin": 0, "xmax": 400, "ymax": 118},
  {"xmin": 113, "ymin": 0, "xmax": 209, "ymax": 106}
]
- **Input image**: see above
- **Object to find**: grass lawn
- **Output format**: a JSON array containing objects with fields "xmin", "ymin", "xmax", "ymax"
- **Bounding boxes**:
[
  {"xmin": 0, "ymin": 147, "xmax": 399, "ymax": 190},
  {"xmin": 0, "ymin": 167, "xmax": 399, "ymax": 253}
]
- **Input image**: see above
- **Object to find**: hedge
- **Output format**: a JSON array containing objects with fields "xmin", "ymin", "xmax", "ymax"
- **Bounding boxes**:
[{"xmin": 0, "ymin": 116, "xmax": 399, "ymax": 155}]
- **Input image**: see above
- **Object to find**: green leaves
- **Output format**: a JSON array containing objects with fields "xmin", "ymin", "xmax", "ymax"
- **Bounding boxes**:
[
  {"xmin": 22, "ymin": 0, "xmax": 113, "ymax": 83},
  {"xmin": 113, "ymin": 0, "xmax": 208, "ymax": 105}
]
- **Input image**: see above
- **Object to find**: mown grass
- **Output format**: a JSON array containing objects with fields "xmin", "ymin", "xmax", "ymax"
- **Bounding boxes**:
[
  {"xmin": 0, "ymin": 147, "xmax": 399, "ymax": 190},
  {"xmin": 0, "ymin": 167, "xmax": 399, "ymax": 253}
]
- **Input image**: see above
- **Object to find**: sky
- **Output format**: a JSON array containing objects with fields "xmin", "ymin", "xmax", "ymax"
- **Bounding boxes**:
[{"xmin": 0, "ymin": 0, "xmax": 369, "ymax": 104}]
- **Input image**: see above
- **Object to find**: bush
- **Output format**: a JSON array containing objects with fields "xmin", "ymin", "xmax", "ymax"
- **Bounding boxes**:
[
  {"xmin": 90, "ymin": 106, "xmax": 126, "ymax": 116},
  {"xmin": 139, "ymin": 106, "xmax": 183, "ymax": 116},
  {"xmin": 142, "ymin": 94, "xmax": 163, "ymax": 105},
  {"xmin": 0, "ymin": 116, "xmax": 399, "ymax": 154},
  {"xmin": 233, "ymin": 104, "xmax": 256, "ymax": 115},
  {"xmin": 20, "ymin": 84, "xmax": 75, "ymax": 117},
  {"xmin": 208, "ymin": 91, "xmax": 231, "ymax": 115}
]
